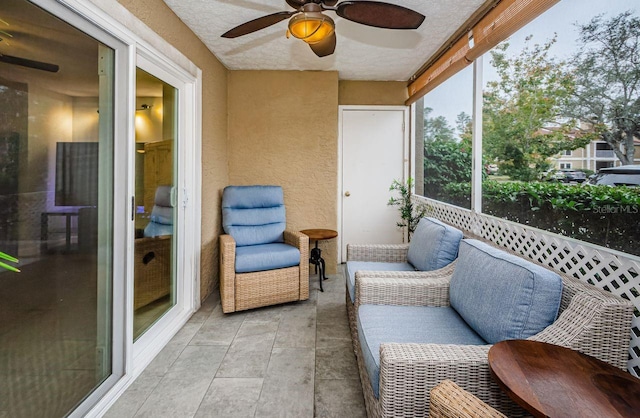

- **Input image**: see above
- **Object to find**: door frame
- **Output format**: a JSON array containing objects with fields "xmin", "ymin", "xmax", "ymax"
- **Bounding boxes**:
[
  {"xmin": 130, "ymin": 50, "xmax": 201, "ymax": 370},
  {"xmin": 337, "ymin": 105, "xmax": 411, "ymax": 263}
]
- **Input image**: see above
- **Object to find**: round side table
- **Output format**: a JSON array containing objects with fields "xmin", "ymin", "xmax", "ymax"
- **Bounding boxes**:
[{"xmin": 300, "ymin": 229, "xmax": 338, "ymax": 292}]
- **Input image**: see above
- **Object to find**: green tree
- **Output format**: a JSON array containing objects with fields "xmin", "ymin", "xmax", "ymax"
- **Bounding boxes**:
[
  {"xmin": 424, "ymin": 140, "xmax": 471, "ymax": 203},
  {"xmin": 566, "ymin": 12, "xmax": 640, "ymax": 166},
  {"xmin": 424, "ymin": 106, "xmax": 455, "ymax": 143},
  {"xmin": 483, "ymin": 37, "xmax": 592, "ymax": 181}
]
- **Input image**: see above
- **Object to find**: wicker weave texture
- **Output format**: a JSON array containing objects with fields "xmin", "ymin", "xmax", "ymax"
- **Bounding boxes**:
[
  {"xmin": 134, "ymin": 235, "xmax": 171, "ymax": 310},
  {"xmin": 219, "ymin": 230, "xmax": 309, "ymax": 313},
  {"xmin": 429, "ymin": 380, "xmax": 507, "ymax": 418},
  {"xmin": 347, "ymin": 243, "xmax": 410, "ymax": 263},
  {"xmin": 352, "ymin": 244, "xmax": 633, "ymax": 416}
]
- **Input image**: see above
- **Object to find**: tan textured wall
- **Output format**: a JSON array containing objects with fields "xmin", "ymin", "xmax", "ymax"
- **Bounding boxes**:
[
  {"xmin": 228, "ymin": 71, "xmax": 340, "ymax": 274},
  {"xmin": 339, "ymin": 80, "xmax": 408, "ymax": 105},
  {"xmin": 117, "ymin": 0, "xmax": 229, "ymax": 301}
]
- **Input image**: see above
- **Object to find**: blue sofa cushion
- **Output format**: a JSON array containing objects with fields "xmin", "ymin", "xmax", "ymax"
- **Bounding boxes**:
[
  {"xmin": 450, "ymin": 239, "xmax": 563, "ymax": 344},
  {"xmin": 235, "ymin": 243, "xmax": 300, "ymax": 273},
  {"xmin": 406, "ymin": 218, "xmax": 463, "ymax": 272},
  {"xmin": 222, "ymin": 185, "xmax": 286, "ymax": 247},
  {"xmin": 345, "ymin": 261, "xmax": 415, "ymax": 303},
  {"xmin": 358, "ymin": 304, "xmax": 486, "ymax": 399}
]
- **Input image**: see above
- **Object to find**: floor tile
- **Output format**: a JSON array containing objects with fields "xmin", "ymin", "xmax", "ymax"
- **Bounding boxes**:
[
  {"xmin": 315, "ymin": 379, "xmax": 366, "ymax": 418},
  {"xmin": 316, "ymin": 345, "xmax": 359, "ymax": 379},
  {"xmin": 134, "ymin": 373, "xmax": 213, "ymax": 418},
  {"xmin": 255, "ymin": 348, "xmax": 315, "ymax": 418},
  {"xmin": 194, "ymin": 378, "xmax": 263, "ymax": 418},
  {"xmin": 215, "ymin": 321, "xmax": 278, "ymax": 378},
  {"xmin": 103, "ymin": 373, "xmax": 162, "ymax": 418}
]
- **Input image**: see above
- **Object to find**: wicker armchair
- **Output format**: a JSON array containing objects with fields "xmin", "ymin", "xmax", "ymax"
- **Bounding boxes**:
[
  {"xmin": 353, "ymin": 242, "xmax": 633, "ymax": 417},
  {"xmin": 345, "ymin": 217, "xmax": 462, "ymax": 353},
  {"xmin": 134, "ymin": 185, "xmax": 173, "ymax": 310},
  {"xmin": 429, "ymin": 380, "xmax": 506, "ymax": 418},
  {"xmin": 220, "ymin": 186, "xmax": 309, "ymax": 313}
]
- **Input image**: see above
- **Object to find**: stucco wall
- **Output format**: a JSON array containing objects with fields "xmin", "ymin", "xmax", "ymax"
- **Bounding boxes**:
[
  {"xmin": 117, "ymin": 0, "xmax": 229, "ymax": 300},
  {"xmin": 228, "ymin": 71, "xmax": 340, "ymax": 274},
  {"xmin": 339, "ymin": 80, "xmax": 408, "ymax": 105}
]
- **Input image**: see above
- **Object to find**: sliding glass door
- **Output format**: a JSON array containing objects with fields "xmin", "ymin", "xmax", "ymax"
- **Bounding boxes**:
[
  {"xmin": 0, "ymin": 0, "xmax": 116, "ymax": 416},
  {"xmin": 133, "ymin": 68, "xmax": 177, "ymax": 340}
]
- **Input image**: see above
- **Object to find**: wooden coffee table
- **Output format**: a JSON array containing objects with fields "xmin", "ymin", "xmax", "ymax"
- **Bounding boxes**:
[
  {"xmin": 300, "ymin": 229, "xmax": 338, "ymax": 292},
  {"xmin": 488, "ymin": 340, "xmax": 640, "ymax": 417}
]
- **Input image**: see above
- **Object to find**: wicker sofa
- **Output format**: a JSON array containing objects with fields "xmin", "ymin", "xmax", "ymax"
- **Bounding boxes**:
[{"xmin": 352, "ymin": 238, "xmax": 634, "ymax": 418}]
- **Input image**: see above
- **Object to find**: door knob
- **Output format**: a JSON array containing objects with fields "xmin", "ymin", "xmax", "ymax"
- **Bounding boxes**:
[{"xmin": 344, "ymin": 191, "xmax": 351, "ymax": 197}]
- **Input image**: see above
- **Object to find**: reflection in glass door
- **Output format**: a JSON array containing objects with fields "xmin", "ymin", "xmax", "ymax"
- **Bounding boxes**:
[
  {"xmin": 133, "ymin": 69, "xmax": 177, "ymax": 340},
  {"xmin": 0, "ymin": 0, "xmax": 114, "ymax": 416}
]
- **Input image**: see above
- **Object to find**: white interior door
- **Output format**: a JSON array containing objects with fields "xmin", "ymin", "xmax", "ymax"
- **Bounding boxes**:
[{"xmin": 339, "ymin": 107, "xmax": 409, "ymax": 262}]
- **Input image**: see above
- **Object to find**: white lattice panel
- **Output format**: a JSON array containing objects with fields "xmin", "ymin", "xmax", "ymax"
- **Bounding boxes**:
[{"xmin": 415, "ymin": 196, "xmax": 640, "ymax": 376}]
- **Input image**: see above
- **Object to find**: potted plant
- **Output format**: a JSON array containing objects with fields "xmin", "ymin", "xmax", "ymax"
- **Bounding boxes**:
[
  {"xmin": 388, "ymin": 177, "xmax": 427, "ymax": 242},
  {"xmin": 0, "ymin": 251, "xmax": 20, "ymax": 272}
]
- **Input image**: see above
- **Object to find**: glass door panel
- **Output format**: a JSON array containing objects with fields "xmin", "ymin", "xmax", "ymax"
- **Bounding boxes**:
[
  {"xmin": 0, "ymin": 0, "xmax": 114, "ymax": 416},
  {"xmin": 133, "ymin": 68, "xmax": 177, "ymax": 340}
]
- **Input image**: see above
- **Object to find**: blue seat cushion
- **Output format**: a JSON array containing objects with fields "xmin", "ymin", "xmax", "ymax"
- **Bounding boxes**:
[
  {"xmin": 235, "ymin": 243, "xmax": 300, "ymax": 273},
  {"xmin": 450, "ymin": 239, "xmax": 563, "ymax": 344},
  {"xmin": 357, "ymin": 304, "xmax": 486, "ymax": 399},
  {"xmin": 407, "ymin": 217, "xmax": 463, "ymax": 272},
  {"xmin": 222, "ymin": 185, "xmax": 286, "ymax": 246},
  {"xmin": 346, "ymin": 261, "xmax": 416, "ymax": 303}
]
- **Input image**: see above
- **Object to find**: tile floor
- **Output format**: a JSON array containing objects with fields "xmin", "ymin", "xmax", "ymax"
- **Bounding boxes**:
[{"xmin": 105, "ymin": 268, "xmax": 366, "ymax": 417}]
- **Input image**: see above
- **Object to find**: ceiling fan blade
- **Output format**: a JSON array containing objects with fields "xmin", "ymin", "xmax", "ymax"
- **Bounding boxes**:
[
  {"xmin": 285, "ymin": 0, "xmax": 306, "ymax": 9},
  {"xmin": 336, "ymin": 1, "xmax": 425, "ymax": 30},
  {"xmin": 221, "ymin": 11, "xmax": 296, "ymax": 38},
  {"xmin": 309, "ymin": 32, "xmax": 336, "ymax": 57},
  {"xmin": 0, "ymin": 53, "xmax": 59, "ymax": 73}
]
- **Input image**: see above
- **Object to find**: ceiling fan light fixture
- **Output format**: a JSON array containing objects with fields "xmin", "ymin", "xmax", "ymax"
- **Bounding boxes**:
[{"xmin": 288, "ymin": 12, "xmax": 334, "ymax": 44}]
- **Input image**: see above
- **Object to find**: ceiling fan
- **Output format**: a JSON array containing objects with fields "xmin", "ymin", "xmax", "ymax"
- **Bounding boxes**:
[
  {"xmin": 221, "ymin": 0, "xmax": 426, "ymax": 57},
  {"xmin": 0, "ymin": 53, "xmax": 59, "ymax": 73},
  {"xmin": 0, "ymin": 27, "xmax": 59, "ymax": 72}
]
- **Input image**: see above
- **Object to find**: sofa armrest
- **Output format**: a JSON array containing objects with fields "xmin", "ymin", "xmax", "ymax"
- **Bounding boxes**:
[
  {"xmin": 355, "ymin": 275, "xmax": 452, "ymax": 308},
  {"xmin": 347, "ymin": 243, "xmax": 410, "ymax": 263},
  {"xmin": 529, "ymin": 290, "xmax": 634, "ymax": 369},
  {"xmin": 284, "ymin": 229, "xmax": 310, "ymax": 300},
  {"xmin": 379, "ymin": 343, "xmax": 521, "ymax": 417},
  {"xmin": 219, "ymin": 234, "xmax": 236, "ymax": 313}
]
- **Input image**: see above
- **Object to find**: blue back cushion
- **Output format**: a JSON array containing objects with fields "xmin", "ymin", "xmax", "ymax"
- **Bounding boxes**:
[
  {"xmin": 222, "ymin": 185, "xmax": 286, "ymax": 247},
  {"xmin": 450, "ymin": 239, "xmax": 563, "ymax": 344},
  {"xmin": 406, "ymin": 217, "xmax": 463, "ymax": 271},
  {"xmin": 144, "ymin": 185, "xmax": 173, "ymax": 237}
]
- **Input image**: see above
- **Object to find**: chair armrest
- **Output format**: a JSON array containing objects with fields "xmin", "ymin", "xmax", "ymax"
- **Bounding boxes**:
[
  {"xmin": 529, "ymin": 290, "xmax": 634, "ymax": 369},
  {"xmin": 347, "ymin": 243, "xmax": 410, "ymax": 263},
  {"xmin": 219, "ymin": 234, "xmax": 236, "ymax": 313},
  {"xmin": 430, "ymin": 380, "xmax": 507, "ymax": 418},
  {"xmin": 283, "ymin": 230, "xmax": 309, "ymax": 255},
  {"xmin": 284, "ymin": 230, "xmax": 310, "ymax": 300},
  {"xmin": 355, "ymin": 274, "xmax": 452, "ymax": 308},
  {"xmin": 379, "ymin": 343, "xmax": 519, "ymax": 417}
]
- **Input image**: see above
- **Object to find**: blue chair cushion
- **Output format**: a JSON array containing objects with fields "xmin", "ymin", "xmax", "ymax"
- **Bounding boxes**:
[
  {"xmin": 222, "ymin": 185, "xmax": 286, "ymax": 247},
  {"xmin": 345, "ymin": 261, "xmax": 415, "ymax": 303},
  {"xmin": 449, "ymin": 239, "xmax": 563, "ymax": 344},
  {"xmin": 357, "ymin": 304, "xmax": 486, "ymax": 399},
  {"xmin": 406, "ymin": 217, "xmax": 463, "ymax": 272},
  {"xmin": 235, "ymin": 243, "xmax": 300, "ymax": 273}
]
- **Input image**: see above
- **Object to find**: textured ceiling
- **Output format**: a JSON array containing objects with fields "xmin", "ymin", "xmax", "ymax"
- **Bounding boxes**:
[{"xmin": 162, "ymin": 0, "xmax": 487, "ymax": 81}]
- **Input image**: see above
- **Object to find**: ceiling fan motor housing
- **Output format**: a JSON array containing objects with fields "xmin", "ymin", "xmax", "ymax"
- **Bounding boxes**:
[{"xmin": 288, "ymin": 3, "xmax": 335, "ymax": 44}]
